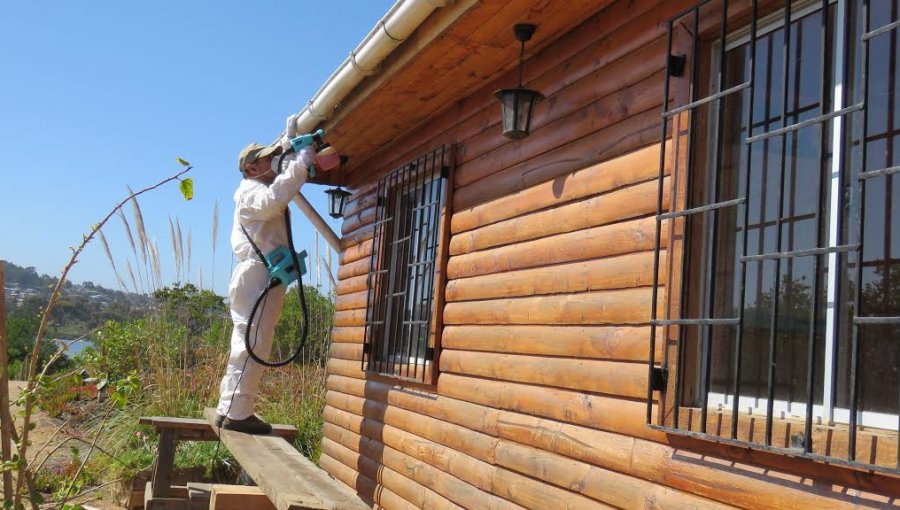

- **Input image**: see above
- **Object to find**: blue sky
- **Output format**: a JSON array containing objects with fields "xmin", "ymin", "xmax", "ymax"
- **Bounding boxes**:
[{"xmin": 0, "ymin": 1, "xmax": 393, "ymax": 296}]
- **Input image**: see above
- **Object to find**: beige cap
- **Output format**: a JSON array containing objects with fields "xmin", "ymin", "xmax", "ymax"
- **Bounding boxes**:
[{"xmin": 238, "ymin": 143, "xmax": 282, "ymax": 172}]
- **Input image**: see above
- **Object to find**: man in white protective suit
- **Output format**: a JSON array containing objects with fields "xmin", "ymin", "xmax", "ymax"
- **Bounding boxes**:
[{"xmin": 214, "ymin": 128, "xmax": 318, "ymax": 434}]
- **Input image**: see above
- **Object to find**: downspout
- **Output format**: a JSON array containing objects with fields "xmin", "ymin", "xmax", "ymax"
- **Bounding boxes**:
[{"xmin": 286, "ymin": 0, "xmax": 451, "ymax": 246}]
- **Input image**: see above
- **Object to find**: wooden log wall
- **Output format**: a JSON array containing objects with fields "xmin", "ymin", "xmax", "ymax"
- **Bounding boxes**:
[{"xmin": 323, "ymin": 0, "xmax": 900, "ymax": 508}]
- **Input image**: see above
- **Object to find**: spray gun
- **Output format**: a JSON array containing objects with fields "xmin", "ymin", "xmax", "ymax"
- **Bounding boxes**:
[{"xmin": 283, "ymin": 128, "xmax": 340, "ymax": 178}]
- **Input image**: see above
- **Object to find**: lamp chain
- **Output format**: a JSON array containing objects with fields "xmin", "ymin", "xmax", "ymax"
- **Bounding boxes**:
[{"xmin": 518, "ymin": 39, "xmax": 525, "ymax": 87}]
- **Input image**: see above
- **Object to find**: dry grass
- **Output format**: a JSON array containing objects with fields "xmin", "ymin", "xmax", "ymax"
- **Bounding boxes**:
[
  {"xmin": 98, "ymin": 229, "xmax": 127, "ymax": 292},
  {"xmin": 176, "ymin": 219, "xmax": 184, "ymax": 282},
  {"xmin": 168, "ymin": 216, "xmax": 178, "ymax": 281},
  {"xmin": 126, "ymin": 261, "xmax": 138, "ymax": 294},
  {"xmin": 186, "ymin": 228, "xmax": 193, "ymax": 283},
  {"xmin": 117, "ymin": 206, "xmax": 144, "ymax": 293}
]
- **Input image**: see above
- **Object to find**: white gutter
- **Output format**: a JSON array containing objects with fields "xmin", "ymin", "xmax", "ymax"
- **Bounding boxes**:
[
  {"xmin": 286, "ymin": 0, "xmax": 450, "ymax": 248},
  {"xmin": 288, "ymin": 0, "xmax": 451, "ymax": 135}
]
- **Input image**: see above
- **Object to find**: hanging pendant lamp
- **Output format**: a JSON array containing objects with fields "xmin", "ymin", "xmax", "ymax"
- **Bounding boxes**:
[
  {"xmin": 494, "ymin": 24, "xmax": 544, "ymax": 140},
  {"xmin": 325, "ymin": 156, "xmax": 352, "ymax": 219}
]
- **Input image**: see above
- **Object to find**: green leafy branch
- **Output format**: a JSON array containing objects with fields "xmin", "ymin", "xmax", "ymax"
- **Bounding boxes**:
[
  {"xmin": 176, "ymin": 158, "xmax": 193, "ymax": 200},
  {"xmin": 9, "ymin": 159, "xmax": 193, "ymax": 510}
]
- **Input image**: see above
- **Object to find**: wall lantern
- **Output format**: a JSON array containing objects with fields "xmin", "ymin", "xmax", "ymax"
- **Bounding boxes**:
[
  {"xmin": 494, "ymin": 23, "xmax": 544, "ymax": 140},
  {"xmin": 325, "ymin": 156, "xmax": 352, "ymax": 219}
]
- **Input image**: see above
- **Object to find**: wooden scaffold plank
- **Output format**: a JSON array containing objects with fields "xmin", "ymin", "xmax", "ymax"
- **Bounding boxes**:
[{"xmin": 202, "ymin": 408, "xmax": 369, "ymax": 510}]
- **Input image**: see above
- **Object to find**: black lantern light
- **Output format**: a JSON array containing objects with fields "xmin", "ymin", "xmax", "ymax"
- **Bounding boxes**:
[
  {"xmin": 494, "ymin": 23, "xmax": 544, "ymax": 140},
  {"xmin": 325, "ymin": 156, "xmax": 352, "ymax": 219},
  {"xmin": 325, "ymin": 187, "xmax": 351, "ymax": 219}
]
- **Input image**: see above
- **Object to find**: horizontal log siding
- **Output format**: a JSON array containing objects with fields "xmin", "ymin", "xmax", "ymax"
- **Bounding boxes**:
[
  {"xmin": 335, "ymin": 274, "xmax": 368, "ymax": 296},
  {"xmin": 325, "ymin": 375, "xmax": 897, "ymax": 509},
  {"xmin": 322, "ymin": 435, "xmax": 463, "ymax": 510},
  {"xmin": 322, "ymin": 0, "xmax": 900, "ymax": 507},
  {"xmin": 449, "ymin": 176, "xmax": 670, "ymax": 255},
  {"xmin": 450, "ymin": 140, "xmax": 668, "ymax": 234},
  {"xmin": 445, "ymin": 251, "xmax": 664, "ymax": 302},
  {"xmin": 323, "ymin": 399, "xmax": 730, "ymax": 510},
  {"xmin": 339, "ymin": 239, "xmax": 373, "ymax": 266},
  {"xmin": 320, "ymin": 453, "xmax": 414, "ymax": 510},
  {"xmin": 441, "ymin": 325, "xmax": 661, "ymax": 362}
]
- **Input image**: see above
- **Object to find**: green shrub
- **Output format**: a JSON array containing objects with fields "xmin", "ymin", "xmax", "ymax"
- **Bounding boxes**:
[
  {"xmin": 68, "ymin": 283, "xmax": 333, "ymax": 489},
  {"xmin": 273, "ymin": 285, "xmax": 334, "ymax": 366}
]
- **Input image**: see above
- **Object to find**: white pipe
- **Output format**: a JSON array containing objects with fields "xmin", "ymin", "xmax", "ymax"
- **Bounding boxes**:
[
  {"xmin": 315, "ymin": 231, "xmax": 321, "ymax": 288},
  {"xmin": 292, "ymin": 194, "xmax": 341, "ymax": 253},
  {"xmin": 322, "ymin": 255, "xmax": 337, "ymax": 289},
  {"xmin": 324, "ymin": 251, "xmax": 336, "ymax": 293},
  {"xmin": 288, "ymin": 0, "xmax": 450, "ymax": 136}
]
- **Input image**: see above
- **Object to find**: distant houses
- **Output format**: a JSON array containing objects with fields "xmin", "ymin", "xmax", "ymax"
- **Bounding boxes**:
[
  {"xmin": 3, "ymin": 282, "xmax": 40, "ymax": 306},
  {"xmin": 4, "ymin": 281, "xmax": 112, "ymax": 308}
]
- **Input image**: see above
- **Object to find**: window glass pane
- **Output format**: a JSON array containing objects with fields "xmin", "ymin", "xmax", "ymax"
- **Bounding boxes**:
[
  {"xmin": 834, "ymin": 0, "xmax": 900, "ymax": 417},
  {"xmin": 688, "ymin": 6, "xmax": 832, "ymax": 408}
]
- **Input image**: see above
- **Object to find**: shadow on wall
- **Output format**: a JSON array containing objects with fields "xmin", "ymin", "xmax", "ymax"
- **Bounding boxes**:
[
  {"xmin": 354, "ymin": 377, "xmax": 439, "ymax": 504},
  {"xmin": 666, "ymin": 434, "xmax": 900, "ymax": 508}
]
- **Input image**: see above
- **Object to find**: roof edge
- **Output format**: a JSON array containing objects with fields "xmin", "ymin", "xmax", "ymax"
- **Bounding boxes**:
[{"xmin": 274, "ymin": 0, "xmax": 457, "ymax": 143}]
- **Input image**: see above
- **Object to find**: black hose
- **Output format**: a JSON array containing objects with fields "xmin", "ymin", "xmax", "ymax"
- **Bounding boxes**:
[{"xmin": 242, "ymin": 153, "xmax": 311, "ymax": 367}]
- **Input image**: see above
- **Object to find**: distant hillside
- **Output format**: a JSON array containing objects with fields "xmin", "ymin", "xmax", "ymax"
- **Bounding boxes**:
[{"xmin": 2, "ymin": 260, "xmax": 150, "ymax": 338}]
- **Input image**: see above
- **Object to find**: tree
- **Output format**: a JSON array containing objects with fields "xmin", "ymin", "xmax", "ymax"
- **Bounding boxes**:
[
  {"xmin": 861, "ymin": 263, "xmax": 900, "ymax": 317},
  {"xmin": 152, "ymin": 283, "xmax": 226, "ymax": 337},
  {"xmin": 857, "ymin": 263, "xmax": 900, "ymax": 411},
  {"xmin": 4, "ymin": 312, "xmax": 65, "ymax": 377},
  {"xmin": 274, "ymin": 285, "xmax": 334, "ymax": 366}
]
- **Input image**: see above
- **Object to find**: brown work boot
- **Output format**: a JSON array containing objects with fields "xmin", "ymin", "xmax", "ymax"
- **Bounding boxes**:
[{"xmin": 221, "ymin": 415, "xmax": 272, "ymax": 435}]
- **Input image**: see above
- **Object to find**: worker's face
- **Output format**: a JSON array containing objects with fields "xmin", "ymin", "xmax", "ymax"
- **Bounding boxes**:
[{"xmin": 244, "ymin": 156, "xmax": 275, "ymax": 184}]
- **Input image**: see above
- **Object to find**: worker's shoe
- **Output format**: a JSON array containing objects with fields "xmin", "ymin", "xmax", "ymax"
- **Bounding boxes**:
[
  {"xmin": 221, "ymin": 415, "xmax": 272, "ymax": 435},
  {"xmin": 213, "ymin": 414, "xmax": 225, "ymax": 428}
]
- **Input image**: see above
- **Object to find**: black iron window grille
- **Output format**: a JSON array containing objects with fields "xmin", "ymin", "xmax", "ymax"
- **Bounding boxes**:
[
  {"xmin": 362, "ymin": 146, "xmax": 449, "ymax": 383},
  {"xmin": 649, "ymin": 0, "xmax": 900, "ymax": 473}
]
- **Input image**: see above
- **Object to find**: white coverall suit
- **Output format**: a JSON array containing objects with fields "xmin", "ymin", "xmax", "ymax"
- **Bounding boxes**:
[{"xmin": 216, "ymin": 155, "xmax": 308, "ymax": 420}]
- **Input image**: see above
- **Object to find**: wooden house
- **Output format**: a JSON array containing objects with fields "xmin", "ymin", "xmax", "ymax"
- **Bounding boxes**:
[{"xmin": 299, "ymin": 0, "xmax": 900, "ymax": 507}]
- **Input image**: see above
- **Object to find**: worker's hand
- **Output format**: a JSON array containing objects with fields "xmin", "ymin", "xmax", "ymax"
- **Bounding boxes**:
[
  {"xmin": 286, "ymin": 114, "xmax": 299, "ymax": 138},
  {"xmin": 274, "ymin": 149, "xmax": 312, "ymax": 177},
  {"xmin": 285, "ymin": 159, "xmax": 305, "ymax": 176},
  {"xmin": 286, "ymin": 114, "xmax": 297, "ymax": 138},
  {"xmin": 278, "ymin": 134, "xmax": 292, "ymax": 152},
  {"xmin": 269, "ymin": 152, "xmax": 297, "ymax": 174},
  {"xmin": 298, "ymin": 147, "xmax": 317, "ymax": 170},
  {"xmin": 279, "ymin": 156, "xmax": 308, "ymax": 182},
  {"xmin": 279, "ymin": 113, "xmax": 300, "ymax": 151}
]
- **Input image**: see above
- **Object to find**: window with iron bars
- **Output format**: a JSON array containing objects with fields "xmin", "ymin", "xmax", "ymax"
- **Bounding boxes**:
[
  {"xmin": 648, "ymin": 0, "xmax": 900, "ymax": 473},
  {"xmin": 362, "ymin": 146, "xmax": 449, "ymax": 384}
]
